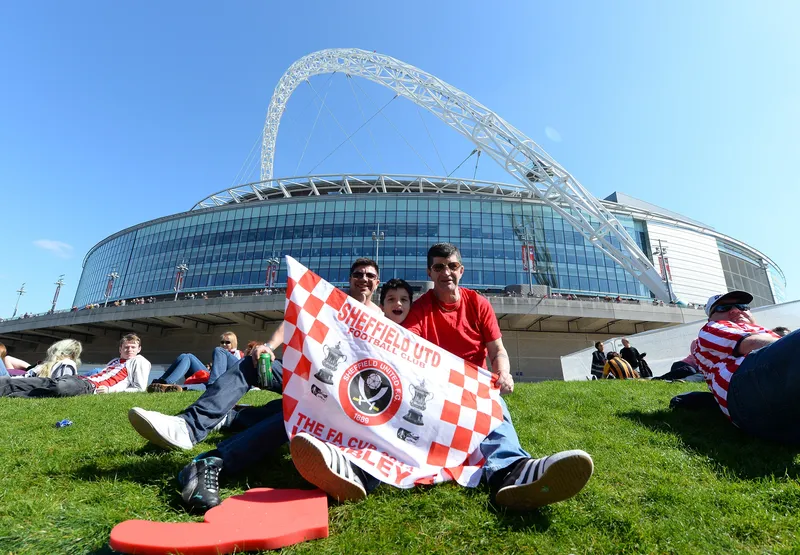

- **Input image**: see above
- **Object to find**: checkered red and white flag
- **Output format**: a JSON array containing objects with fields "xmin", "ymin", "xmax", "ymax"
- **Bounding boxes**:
[{"xmin": 281, "ymin": 257, "xmax": 504, "ymax": 488}]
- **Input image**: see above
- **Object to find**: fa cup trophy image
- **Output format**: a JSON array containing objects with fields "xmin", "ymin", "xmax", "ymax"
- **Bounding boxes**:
[
  {"xmin": 403, "ymin": 379, "xmax": 434, "ymax": 426},
  {"xmin": 314, "ymin": 341, "xmax": 347, "ymax": 385}
]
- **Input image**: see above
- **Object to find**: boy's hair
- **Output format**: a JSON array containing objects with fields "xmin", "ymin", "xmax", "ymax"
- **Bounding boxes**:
[
  {"xmin": 350, "ymin": 257, "xmax": 379, "ymax": 275},
  {"xmin": 426, "ymin": 243, "xmax": 461, "ymax": 269},
  {"xmin": 120, "ymin": 333, "xmax": 141, "ymax": 347},
  {"xmin": 380, "ymin": 279, "xmax": 414, "ymax": 306},
  {"xmin": 594, "ymin": 341, "xmax": 603, "ymax": 349}
]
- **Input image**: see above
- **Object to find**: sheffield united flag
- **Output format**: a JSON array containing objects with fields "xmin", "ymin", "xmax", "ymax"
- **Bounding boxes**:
[{"xmin": 281, "ymin": 257, "xmax": 504, "ymax": 488}]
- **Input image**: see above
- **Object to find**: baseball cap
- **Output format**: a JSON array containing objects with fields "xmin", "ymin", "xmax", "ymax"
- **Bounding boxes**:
[{"xmin": 704, "ymin": 290, "xmax": 753, "ymax": 317}]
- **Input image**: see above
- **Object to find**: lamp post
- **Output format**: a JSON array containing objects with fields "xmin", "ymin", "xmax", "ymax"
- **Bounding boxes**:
[
  {"xmin": 371, "ymin": 224, "xmax": 385, "ymax": 264},
  {"xmin": 11, "ymin": 283, "xmax": 26, "ymax": 318},
  {"xmin": 653, "ymin": 240, "xmax": 675, "ymax": 302},
  {"xmin": 104, "ymin": 271, "xmax": 119, "ymax": 307},
  {"xmin": 174, "ymin": 262, "xmax": 189, "ymax": 301},
  {"xmin": 51, "ymin": 275, "xmax": 65, "ymax": 313},
  {"xmin": 266, "ymin": 256, "xmax": 280, "ymax": 287}
]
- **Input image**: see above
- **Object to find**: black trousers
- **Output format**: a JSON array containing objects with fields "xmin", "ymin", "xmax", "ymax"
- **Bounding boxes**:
[{"xmin": 0, "ymin": 375, "xmax": 95, "ymax": 398}]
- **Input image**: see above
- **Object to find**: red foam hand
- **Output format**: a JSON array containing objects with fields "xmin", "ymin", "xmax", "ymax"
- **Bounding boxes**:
[{"xmin": 109, "ymin": 488, "xmax": 328, "ymax": 555}]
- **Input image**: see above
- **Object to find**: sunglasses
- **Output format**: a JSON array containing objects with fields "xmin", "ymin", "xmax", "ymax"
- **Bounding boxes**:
[
  {"xmin": 351, "ymin": 271, "xmax": 378, "ymax": 280},
  {"xmin": 430, "ymin": 262, "xmax": 463, "ymax": 272},
  {"xmin": 220, "ymin": 340, "xmax": 232, "ymax": 345},
  {"xmin": 714, "ymin": 303, "xmax": 750, "ymax": 313}
]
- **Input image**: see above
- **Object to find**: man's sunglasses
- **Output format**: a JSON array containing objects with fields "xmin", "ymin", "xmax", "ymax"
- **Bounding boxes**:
[
  {"xmin": 430, "ymin": 262, "xmax": 463, "ymax": 272},
  {"xmin": 714, "ymin": 303, "xmax": 750, "ymax": 313},
  {"xmin": 351, "ymin": 271, "xmax": 378, "ymax": 280},
  {"xmin": 220, "ymin": 340, "xmax": 232, "ymax": 345}
]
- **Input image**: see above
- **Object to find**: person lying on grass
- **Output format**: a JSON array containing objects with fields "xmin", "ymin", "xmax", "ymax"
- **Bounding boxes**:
[
  {"xmin": 691, "ymin": 290, "xmax": 797, "ymax": 443},
  {"xmin": 0, "ymin": 333, "xmax": 150, "ymax": 397},
  {"xmin": 148, "ymin": 331, "xmax": 245, "ymax": 392},
  {"xmin": 128, "ymin": 263, "xmax": 413, "ymax": 512}
]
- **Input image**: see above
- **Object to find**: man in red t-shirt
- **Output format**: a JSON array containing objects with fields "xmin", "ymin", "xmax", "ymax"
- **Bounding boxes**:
[
  {"xmin": 291, "ymin": 243, "xmax": 594, "ymax": 510},
  {"xmin": 691, "ymin": 290, "xmax": 799, "ymax": 443}
]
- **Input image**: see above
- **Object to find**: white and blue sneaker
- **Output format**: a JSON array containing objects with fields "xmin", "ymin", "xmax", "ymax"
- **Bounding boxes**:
[
  {"xmin": 495, "ymin": 450, "xmax": 594, "ymax": 509},
  {"xmin": 290, "ymin": 432, "xmax": 367, "ymax": 502}
]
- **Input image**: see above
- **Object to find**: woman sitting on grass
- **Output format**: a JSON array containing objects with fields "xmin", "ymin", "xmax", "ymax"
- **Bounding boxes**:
[
  {"xmin": 148, "ymin": 332, "xmax": 245, "ymax": 392},
  {"xmin": 0, "ymin": 342, "xmax": 32, "ymax": 377},
  {"xmin": 24, "ymin": 339, "xmax": 82, "ymax": 379}
]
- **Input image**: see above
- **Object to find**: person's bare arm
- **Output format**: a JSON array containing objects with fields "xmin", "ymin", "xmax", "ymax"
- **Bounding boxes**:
[
  {"xmin": 738, "ymin": 333, "xmax": 779, "ymax": 356},
  {"xmin": 251, "ymin": 322, "xmax": 285, "ymax": 363},
  {"xmin": 3, "ymin": 355, "xmax": 30, "ymax": 370},
  {"xmin": 486, "ymin": 338, "xmax": 514, "ymax": 395}
]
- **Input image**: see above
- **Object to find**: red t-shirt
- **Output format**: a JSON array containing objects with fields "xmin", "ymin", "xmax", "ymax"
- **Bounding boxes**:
[{"xmin": 403, "ymin": 288, "xmax": 502, "ymax": 368}]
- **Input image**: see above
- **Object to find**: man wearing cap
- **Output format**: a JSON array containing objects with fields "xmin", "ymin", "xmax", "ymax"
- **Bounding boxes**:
[{"xmin": 692, "ymin": 290, "xmax": 799, "ymax": 443}]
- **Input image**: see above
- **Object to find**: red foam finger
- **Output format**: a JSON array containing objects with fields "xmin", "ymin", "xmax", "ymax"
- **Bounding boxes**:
[{"xmin": 109, "ymin": 488, "xmax": 328, "ymax": 555}]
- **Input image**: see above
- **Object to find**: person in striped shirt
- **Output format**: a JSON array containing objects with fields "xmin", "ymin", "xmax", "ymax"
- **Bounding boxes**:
[
  {"xmin": 691, "ymin": 290, "xmax": 797, "ymax": 443},
  {"xmin": 0, "ymin": 333, "xmax": 150, "ymax": 397},
  {"xmin": 602, "ymin": 352, "xmax": 639, "ymax": 379}
]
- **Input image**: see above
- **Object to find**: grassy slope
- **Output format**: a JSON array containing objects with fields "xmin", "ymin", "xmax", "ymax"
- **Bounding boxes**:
[{"xmin": 0, "ymin": 381, "xmax": 799, "ymax": 554}]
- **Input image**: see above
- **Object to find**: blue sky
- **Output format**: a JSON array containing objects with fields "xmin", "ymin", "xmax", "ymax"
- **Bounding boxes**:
[{"xmin": 1, "ymin": 1, "xmax": 798, "ymax": 315}]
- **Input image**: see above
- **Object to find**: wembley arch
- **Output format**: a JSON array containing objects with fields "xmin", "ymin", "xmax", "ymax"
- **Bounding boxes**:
[{"xmin": 260, "ymin": 48, "xmax": 672, "ymax": 301}]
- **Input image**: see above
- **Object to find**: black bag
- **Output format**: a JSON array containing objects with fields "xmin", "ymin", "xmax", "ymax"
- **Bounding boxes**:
[{"xmin": 638, "ymin": 356, "xmax": 653, "ymax": 378}]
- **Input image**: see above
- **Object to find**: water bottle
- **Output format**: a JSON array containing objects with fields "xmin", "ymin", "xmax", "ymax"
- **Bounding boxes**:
[
  {"xmin": 55, "ymin": 419, "xmax": 73, "ymax": 428},
  {"xmin": 258, "ymin": 352, "xmax": 272, "ymax": 388}
]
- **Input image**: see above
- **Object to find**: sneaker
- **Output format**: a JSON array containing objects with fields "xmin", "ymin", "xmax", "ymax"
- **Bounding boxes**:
[
  {"xmin": 147, "ymin": 382, "xmax": 184, "ymax": 393},
  {"xmin": 495, "ymin": 450, "xmax": 594, "ymax": 510},
  {"xmin": 290, "ymin": 432, "xmax": 366, "ymax": 502},
  {"xmin": 128, "ymin": 407, "xmax": 194, "ymax": 450},
  {"xmin": 177, "ymin": 456, "xmax": 223, "ymax": 513}
]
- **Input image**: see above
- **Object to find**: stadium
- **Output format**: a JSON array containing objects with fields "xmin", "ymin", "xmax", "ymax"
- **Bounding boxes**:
[{"xmin": 0, "ymin": 49, "xmax": 786, "ymax": 380}]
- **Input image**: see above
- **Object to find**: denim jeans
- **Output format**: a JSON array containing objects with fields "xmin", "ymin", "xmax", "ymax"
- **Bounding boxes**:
[
  {"xmin": 161, "ymin": 353, "xmax": 206, "ymax": 384},
  {"xmin": 727, "ymin": 330, "xmax": 800, "ymax": 444},
  {"xmin": 0, "ymin": 375, "xmax": 95, "ymax": 397},
  {"xmin": 179, "ymin": 355, "xmax": 284, "ymax": 444},
  {"xmin": 161, "ymin": 348, "xmax": 239, "ymax": 385},
  {"xmin": 216, "ymin": 399, "xmax": 287, "ymax": 474},
  {"xmin": 0, "ymin": 358, "xmax": 8, "ymax": 377},
  {"xmin": 480, "ymin": 396, "xmax": 530, "ymax": 482},
  {"xmin": 209, "ymin": 347, "xmax": 240, "ymax": 384}
]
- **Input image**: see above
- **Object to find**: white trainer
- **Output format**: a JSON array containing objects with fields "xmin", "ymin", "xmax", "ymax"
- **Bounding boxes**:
[
  {"xmin": 290, "ymin": 432, "xmax": 367, "ymax": 502},
  {"xmin": 128, "ymin": 407, "xmax": 194, "ymax": 450},
  {"xmin": 495, "ymin": 450, "xmax": 594, "ymax": 510}
]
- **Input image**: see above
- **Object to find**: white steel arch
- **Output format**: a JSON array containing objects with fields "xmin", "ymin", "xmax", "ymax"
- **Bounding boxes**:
[{"xmin": 260, "ymin": 48, "xmax": 673, "ymax": 301}]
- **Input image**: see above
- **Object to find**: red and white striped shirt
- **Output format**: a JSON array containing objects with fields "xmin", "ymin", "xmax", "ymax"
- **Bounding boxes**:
[{"xmin": 692, "ymin": 320, "xmax": 779, "ymax": 418}]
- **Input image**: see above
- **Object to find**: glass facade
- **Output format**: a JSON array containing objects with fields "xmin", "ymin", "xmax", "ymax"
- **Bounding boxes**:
[{"xmin": 74, "ymin": 193, "xmax": 657, "ymax": 306}]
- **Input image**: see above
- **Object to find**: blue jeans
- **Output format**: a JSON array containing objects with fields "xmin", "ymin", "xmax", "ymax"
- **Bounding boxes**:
[
  {"xmin": 727, "ymin": 330, "xmax": 800, "ymax": 444},
  {"xmin": 0, "ymin": 358, "xmax": 8, "ymax": 377},
  {"xmin": 216, "ymin": 399, "xmax": 287, "ymax": 474},
  {"xmin": 179, "ymin": 355, "xmax": 284, "ymax": 444},
  {"xmin": 480, "ymin": 396, "xmax": 530, "ymax": 482},
  {"xmin": 161, "ymin": 348, "xmax": 239, "ymax": 385}
]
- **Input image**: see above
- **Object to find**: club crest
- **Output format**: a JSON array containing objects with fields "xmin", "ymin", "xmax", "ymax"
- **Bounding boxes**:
[{"xmin": 339, "ymin": 358, "xmax": 403, "ymax": 426}]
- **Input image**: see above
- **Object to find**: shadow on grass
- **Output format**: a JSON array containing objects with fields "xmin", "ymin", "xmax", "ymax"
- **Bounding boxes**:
[
  {"xmin": 457, "ymin": 483, "xmax": 553, "ymax": 532},
  {"xmin": 620, "ymin": 407, "xmax": 800, "ymax": 479}
]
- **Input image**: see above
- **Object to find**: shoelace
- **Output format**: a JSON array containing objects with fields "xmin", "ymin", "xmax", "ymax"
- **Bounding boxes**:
[{"xmin": 203, "ymin": 463, "xmax": 219, "ymax": 493}]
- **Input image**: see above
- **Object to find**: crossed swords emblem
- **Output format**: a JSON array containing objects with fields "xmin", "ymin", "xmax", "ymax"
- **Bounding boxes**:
[{"xmin": 352, "ymin": 374, "xmax": 388, "ymax": 412}]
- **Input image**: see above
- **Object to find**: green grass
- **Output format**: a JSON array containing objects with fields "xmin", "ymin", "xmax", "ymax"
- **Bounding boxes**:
[{"xmin": 1, "ymin": 381, "xmax": 800, "ymax": 554}]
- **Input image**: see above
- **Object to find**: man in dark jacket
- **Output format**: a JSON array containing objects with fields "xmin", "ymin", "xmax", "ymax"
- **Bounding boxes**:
[
  {"xmin": 620, "ymin": 338, "xmax": 642, "ymax": 371},
  {"xmin": 590, "ymin": 342, "xmax": 606, "ymax": 379}
]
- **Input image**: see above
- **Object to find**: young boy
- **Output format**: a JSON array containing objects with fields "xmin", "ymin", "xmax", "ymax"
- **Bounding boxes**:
[{"xmin": 379, "ymin": 278, "xmax": 413, "ymax": 324}]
